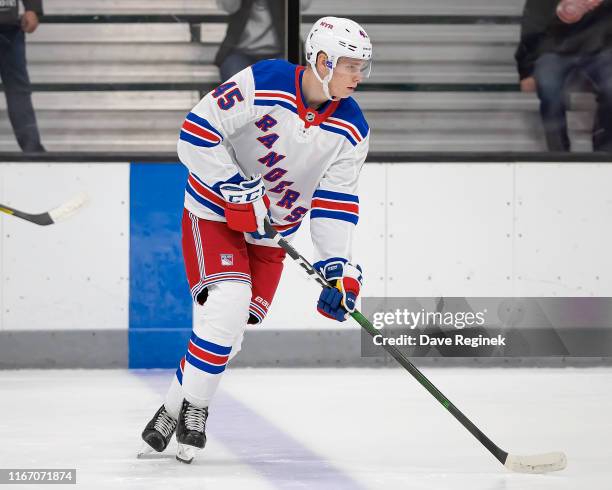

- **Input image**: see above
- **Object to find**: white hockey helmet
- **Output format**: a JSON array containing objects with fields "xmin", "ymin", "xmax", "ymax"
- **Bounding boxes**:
[{"xmin": 305, "ymin": 16, "xmax": 373, "ymax": 100}]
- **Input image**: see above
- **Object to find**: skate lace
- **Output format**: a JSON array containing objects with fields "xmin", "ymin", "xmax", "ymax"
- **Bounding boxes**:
[
  {"xmin": 154, "ymin": 409, "xmax": 177, "ymax": 438},
  {"xmin": 184, "ymin": 405, "xmax": 207, "ymax": 432}
]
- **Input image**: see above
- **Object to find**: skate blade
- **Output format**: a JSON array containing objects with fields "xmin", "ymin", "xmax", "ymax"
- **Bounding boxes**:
[
  {"xmin": 137, "ymin": 442, "xmax": 157, "ymax": 459},
  {"xmin": 176, "ymin": 443, "xmax": 200, "ymax": 464}
]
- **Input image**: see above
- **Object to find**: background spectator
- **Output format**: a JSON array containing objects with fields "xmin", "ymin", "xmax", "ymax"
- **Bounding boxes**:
[
  {"xmin": 215, "ymin": 0, "xmax": 284, "ymax": 81},
  {"xmin": 515, "ymin": 0, "xmax": 612, "ymax": 152},
  {"xmin": 0, "ymin": 0, "xmax": 44, "ymax": 152},
  {"xmin": 215, "ymin": 0, "xmax": 312, "ymax": 81}
]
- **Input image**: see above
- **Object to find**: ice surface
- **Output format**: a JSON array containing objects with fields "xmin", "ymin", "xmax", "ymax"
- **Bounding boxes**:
[{"xmin": 0, "ymin": 367, "xmax": 610, "ymax": 489}]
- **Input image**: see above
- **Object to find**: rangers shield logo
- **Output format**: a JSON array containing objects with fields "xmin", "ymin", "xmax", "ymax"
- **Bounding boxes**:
[{"xmin": 220, "ymin": 254, "xmax": 234, "ymax": 266}]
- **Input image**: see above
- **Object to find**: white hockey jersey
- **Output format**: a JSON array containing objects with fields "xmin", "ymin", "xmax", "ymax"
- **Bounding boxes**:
[{"xmin": 177, "ymin": 59, "xmax": 369, "ymax": 267}]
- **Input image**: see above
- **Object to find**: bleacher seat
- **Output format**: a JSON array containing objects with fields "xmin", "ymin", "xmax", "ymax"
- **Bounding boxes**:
[
  {"xmin": 306, "ymin": 0, "xmax": 524, "ymax": 16},
  {"xmin": 43, "ymin": 0, "xmax": 220, "ymax": 15}
]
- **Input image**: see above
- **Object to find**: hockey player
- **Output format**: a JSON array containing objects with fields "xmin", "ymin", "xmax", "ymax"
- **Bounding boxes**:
[{"xmin": 140, "ymin": 16, "xmax": 372, "ymax": 463}]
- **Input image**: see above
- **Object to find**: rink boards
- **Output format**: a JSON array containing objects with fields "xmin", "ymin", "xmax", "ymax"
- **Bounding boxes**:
[{"xmin": 1, "ymin": 161, "xmax": 612, "ymax": 367}]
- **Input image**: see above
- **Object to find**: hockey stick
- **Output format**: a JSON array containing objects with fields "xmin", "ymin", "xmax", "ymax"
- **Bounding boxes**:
[
  {"xmin": 263, "ymin": 219, "xmax": 567, "ymax": 474},
  {"xmin": 0, "ymin": 192, "xmax": 88, "ymax": 226}
]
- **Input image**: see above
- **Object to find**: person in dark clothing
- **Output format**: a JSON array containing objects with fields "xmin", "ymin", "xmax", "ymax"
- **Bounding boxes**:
[
  {"xmin": 215, "ymin": 0, "xmax": 284, "ymax": 81},
  {"xmin": 215, "ymin": 0, "xmax": 311, "ymax": 81},
  {"xmin": 0, "ymin": 0, "xmax": 44, "ymax": 152},
  {"xmin": 515, "ymin": 0, "xmax": 612, "ymax": 152}
]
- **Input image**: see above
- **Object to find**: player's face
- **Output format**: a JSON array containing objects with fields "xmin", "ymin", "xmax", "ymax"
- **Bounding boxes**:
[{"xmin": 329, "ymin": 57, "xmax": 371, "ymax": 99}]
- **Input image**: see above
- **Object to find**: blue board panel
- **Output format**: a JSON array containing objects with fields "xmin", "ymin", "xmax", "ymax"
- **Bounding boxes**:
[
  {"xmin": 129, "ymin": 162, "xmax": 192, "ymax": 368},
  {"xmin": 129, "ymin": 328, "xmax": 192, "ymax": 369}
]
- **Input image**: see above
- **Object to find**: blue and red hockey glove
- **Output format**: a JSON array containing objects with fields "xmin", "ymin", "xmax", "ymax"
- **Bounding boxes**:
[{"xmin": 316, "ymin": 261, "xmax": 363, "ymax": 322}]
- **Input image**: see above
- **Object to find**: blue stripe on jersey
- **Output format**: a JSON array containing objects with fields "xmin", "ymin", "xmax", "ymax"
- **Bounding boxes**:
[
  {"xmin": 279, "ymin": 222, "xmax": 302, "ymax": 237},
  {"xmin": 191, "ymin": 171, "xmax": 244, "ymax": 197},
  {"xmin": 212, "ymin": 172, "xmax": 244, "ymax": 194},
  {"xmin": 313, "ymin": 189, "xmax": 359, "ymax": 203},
  {"xmin": 185, "ymin": 183, "xmax": 225, "ymax": 216},
  {"xmin": 179, "ymin": 130, "xmax": 220, "ymax": 148},
  {"xmin": 185, "ymin": 112, "xmax": 224, "ymax": 140},
  {"xmin": 185, "ymin": 352, "xmax": 227, "ymax": 374},
  {"xmin": 191, "ymin": 172, "xmax": 222, "ymax": 195},
  {"xmin": 310, "ymin": 209, "xmax": 359, "ymax": 225},
  {"xmin": 332, "ymin": 97, "xmax": 370, "ymax": 140},
  {"xmin": 319, "ymin": 123, "xmax": 357, "ymax": 146},
  {"xmin": 190, "ymin": 333, "xmax": 232, "ymax": 356}
]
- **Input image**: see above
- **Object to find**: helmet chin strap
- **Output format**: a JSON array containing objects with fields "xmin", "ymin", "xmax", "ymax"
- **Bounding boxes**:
[
  {"xmin": 323, "ymin": 74, "xmax": 337, "ymax": 101},
  {"xmin": 312, "ymin": 63, "xmax": 336, "ymax": 101}
]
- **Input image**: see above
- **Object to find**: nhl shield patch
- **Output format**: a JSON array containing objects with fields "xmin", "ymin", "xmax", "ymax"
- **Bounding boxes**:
[{"xmin": 220, "ymin": 253, "xmax": 234, "ymax": 266}]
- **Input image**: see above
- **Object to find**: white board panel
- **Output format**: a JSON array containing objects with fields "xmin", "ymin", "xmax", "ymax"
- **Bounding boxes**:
[
  {"xmin": 261, "ymin": 164, "xmax": 386, "ymax": 330},
  {"xmin": 0, "ymin": 163, "xmax": 129, "ymax": 330},
  {"xmin": 514, "ymin": 163, "xmax": 612, "ymax": 296},
  {"xmin": 386, "ymin": 163, "xmax": 514, "ymax": 296},
  {"xmin": 353, "ymin": 163, "xmax": 387, "ymax": 298}
]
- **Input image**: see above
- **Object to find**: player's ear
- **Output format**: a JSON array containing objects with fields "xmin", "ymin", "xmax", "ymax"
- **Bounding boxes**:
[{"xmin": 316, "ymin": 52, "xmax": 328, "ymax": 77}]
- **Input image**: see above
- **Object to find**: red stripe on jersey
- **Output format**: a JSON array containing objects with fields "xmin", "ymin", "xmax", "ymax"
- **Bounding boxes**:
[
  {"xmin": 188, "ymin": 340, "xmax": 230, "ymax": 366},
  {"xmin": 327, "ymin": 118, "xmax": 362, "ymax": 143},
  {"xmin": 311, "ymin": 199, "xmax": 359, "ymax": 214},
  {"xmin": 255, "ymin": 91, "xmax": 296, "ymax": 104},
  {"xmin": 182, "ymin": 121, "xmax": 222, "ymax": 143},
  {"xmin": 188, "ymin": 175, "xmax": 226, "ymax": 208},
  {"xmin": 273, "ymin": 221, "xmax": 302, "ymax": 231}
]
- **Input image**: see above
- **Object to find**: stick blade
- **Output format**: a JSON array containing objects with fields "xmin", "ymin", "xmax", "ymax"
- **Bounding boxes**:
[
  {"xmin": 505, "ymin": 452, "xmax": 567, "ymax": 474},
  {"xmin": 48, "ymin": 192, "xmax": 88, "ymax": 223}
]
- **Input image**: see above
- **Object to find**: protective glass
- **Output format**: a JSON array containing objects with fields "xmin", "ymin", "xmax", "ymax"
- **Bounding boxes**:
[{"xmin": 334, "ymin": 57, "xmax": 372, "ymax": 78}]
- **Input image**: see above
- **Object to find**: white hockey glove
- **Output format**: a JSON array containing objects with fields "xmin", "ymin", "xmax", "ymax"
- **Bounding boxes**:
[{"xmin": 219, "ymin": 175, "xmax": 270, "ymax": 236}]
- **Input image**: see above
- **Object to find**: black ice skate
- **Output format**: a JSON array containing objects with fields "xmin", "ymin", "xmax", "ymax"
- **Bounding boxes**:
[
  {"xmin": 176, "ymin": 399, "xmax": 208, "ymax": 464},
  {"xmin": 138, "ymin": 405, "xmax": 177, "ymax": 457}
]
